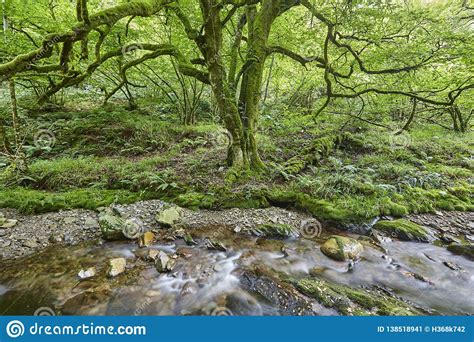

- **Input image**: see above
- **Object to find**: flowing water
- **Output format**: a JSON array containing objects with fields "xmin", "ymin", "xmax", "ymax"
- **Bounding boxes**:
[{"xmin": 0, "ymin": 225, "xmax": 473, "ymax": 316}]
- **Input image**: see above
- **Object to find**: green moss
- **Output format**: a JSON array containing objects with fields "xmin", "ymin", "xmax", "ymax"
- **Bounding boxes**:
[
  {"xmin": 373, "ymin": 219, "xmax": 429, "ymax": 242},
  {"xmin": 175, "ymin": 192, "xmax": 215, "ymax": 209},
  {"xmin": 0, "ymin": 188, "xmax": 156, "ymax": 214},
  {"xmin": 282, "ymin": 156, "xmax": 307, "ymax": 175},
  {"xmin": 294, "ymin": 277, "xmax": 422, "ymax": 316},
  {"xmin": 253, "ymin": 223, "xmax": 297, "ymax": 238},
  {"xmin": 379, "ymin": 197, "xmax": 409, "ymax": 217},
  {"xmin": 447, "ymin": 243, "xmax": 474, "ymax": 261},
  {"xmin": 266, "ymin": 189, "xmax": 354, "ymax": 223},
  {"xmin": 1, "ymin": 108, "xmax": 472, "ymax": 223}
]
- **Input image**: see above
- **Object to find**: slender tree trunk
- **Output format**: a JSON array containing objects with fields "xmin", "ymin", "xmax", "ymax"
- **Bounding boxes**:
[
  {"xmin": 0, "ymin": 120, "xmax": 11, "ymax": 154},
  {"xmin": 200, "ymin": 0, "xmax": 247, "ymax": 168},
  {"xmin": 263, "ymin": 54, "xmax": 275, "ymax": 104},
  {"xmin": 396, "ymin": 99, "xmax": 416, "ymax": 134},
  {"xmin": 237, "ymin": 1, "xmax": 281, "ymax": 170},
  {"xmin": 9, "ymin": 78, "xmax": 19, "ymax": 147},
  {"xmin": 449, "ymin": 106, "xmax": 460, "ymax": 132}
]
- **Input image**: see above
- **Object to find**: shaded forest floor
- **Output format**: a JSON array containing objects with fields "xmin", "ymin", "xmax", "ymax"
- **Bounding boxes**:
[{"xmin": 0, "ymin": 104, "xmax": 472, "ymax": 226}]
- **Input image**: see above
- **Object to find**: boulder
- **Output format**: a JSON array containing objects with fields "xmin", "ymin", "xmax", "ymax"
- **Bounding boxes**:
[
  {"xmin": 99, "ymin": 215, "xmax": 125, "ymax": 240},
  {"xmin": 373, "ymin": 219, "xmax": 429, "ymax": 242},
  {"xmin": 63, "ymin": 217, "xmax": 76, "ymax": 225},
  {"xmin": 107, "ymin": 258, "xmax": 126, "ymax": 277},
  {"xmin": 321, "ymin": 236, "xmax": 363, "ymax": 261},
  {"xmin": 122, "ymin": 218, "xmax": 143, "ymax": 239},
  {"xmin": 156, "ymin": 207, "xmax": 182, "ymax": 227},
  {"xmin": 84, "ymin": 217, "xmax": 98, "ymax": 228},
  {"xmin": 155, "ymin": 251, "xmax": 174, "ymax": 272}
]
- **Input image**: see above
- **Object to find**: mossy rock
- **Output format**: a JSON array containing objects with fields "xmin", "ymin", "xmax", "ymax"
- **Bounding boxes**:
[
  {"xmin": 447, "ymin": 243, "xmax": 474, "ymax": 261},
  {"xmin": 294, "ymin": 277, "xmax": 422, "ymax": 316},
  {"xmin": 373, "ymin": 219, "xmax": 429, "ymax": 242},
  {"xmin": 156, "ymin": 206, "xmax": 183, "ymax": 227},
  {"xmin": 320, "ymin": 235, "xmax": 363, "ymax": 261},
  {"xmin": 252, "ymin": 223, "xmax": 297, "ymax": 238},
  {"xmin": 99, "ymin": 214, "xmax": 126, "ymax": 240}
]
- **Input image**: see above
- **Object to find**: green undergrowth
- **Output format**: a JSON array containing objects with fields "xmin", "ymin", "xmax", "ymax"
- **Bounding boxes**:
[
  {"xmin": 0, "ymin": 188, "xmax": 159, "ymax": 214},
  {"xmin": 0, "ymin": 106, "xmax": 472, "ymax": 220}
]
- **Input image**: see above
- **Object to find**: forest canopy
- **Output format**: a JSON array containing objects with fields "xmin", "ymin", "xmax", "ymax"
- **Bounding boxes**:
[{"xmin": 1, "ymin": 0, "xmax": 472, "ymax": 170}]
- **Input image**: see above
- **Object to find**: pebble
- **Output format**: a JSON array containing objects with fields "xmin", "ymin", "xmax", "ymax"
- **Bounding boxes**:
[{"xmin": 23, "ymin": 240, "xmax": 39, "ymax": 248}]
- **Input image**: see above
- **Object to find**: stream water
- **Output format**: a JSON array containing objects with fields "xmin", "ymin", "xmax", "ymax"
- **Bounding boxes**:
[{"xmin": 0, "ymin": 225, "xmax": 473, "ymax": 316}]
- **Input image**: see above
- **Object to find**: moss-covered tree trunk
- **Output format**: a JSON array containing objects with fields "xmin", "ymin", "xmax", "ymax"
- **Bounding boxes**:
[
  {"xmin": 200, "ymin": 0, "xmax": 248, "ymax": 168},
  {"xmin": 9, "ymin": 78, "xmax": 19, "ymax": 147},
  {"xmin": 200, "ymin": 0, "xmax": 290, "ymax": 170},
  {"xmin": 237, "ymin": 1, "xmax": 281, "ymax": 170}
]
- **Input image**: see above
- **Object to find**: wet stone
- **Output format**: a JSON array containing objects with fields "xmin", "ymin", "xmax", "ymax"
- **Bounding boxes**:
[
  {"xmin": 78, "ymin": 267, "xmax": 97, "ymax": 280},
  {"xmin": 107, "ymin": 258, "xmax": 126, "ymax": 277},
  {"xmin": 23, "ymin": 239, "xmax": 39, "ymax": 249},
  {"xmin": 138, "ymin": 231, "xmax": 156, "ymax": 247},
  {"xmin": 320, "ymin": 236, "xmax": 363, "ymax": 261},
  {"xmin": 155, "ymin": 251, "xmax": 174, "ymax": 272},
  {"xmin": 1, "ymin": 219, "xmax": 18, "ymax": 229},
  {"xmin": 156, "ymin": 207, "xmax": 182, "ymax": 227}
]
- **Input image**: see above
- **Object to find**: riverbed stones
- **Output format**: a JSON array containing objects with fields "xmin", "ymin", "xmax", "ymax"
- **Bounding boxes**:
[
  {"xmin": 155, "ymin": 251, "xmax": 174, "ymax": 272},
  {"xmin": 320, "ymin": 236, "xmax": 363, "ymax": 261},
  {"xmin": 156, "ymin": 207, "xmax": 182, "ymax": 227},
  {"xmin": 108, "ymin": 258, "xmax": 126, "ymax": 277},
  {"xmin": 373, "ymin": 219, "xmax": 429, "ymax": 242},
  {"xmin": 23, "ymin": 239, "xmax": 39, "ymax": 248},
  {"xmin": 1, "ymin": 219, "xmax": 18, "ymax": 229},
  {"xmin": 147, "ymin": 249, "xmax": 160, "ymax": 261},
  {"xmin": 138, "ymin": 231, "xmax": 156, "ymax": 247},
  {"xmin": 78, "ymin": 267, "xmax": 97, "ymax": 280},
  {"xmin": 122, "ymin": 218, "xmax": 143, "ymax": 239},
  {"xmin": 204, "ymin": 238, "xmax": 227, "ymax": 252}
]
